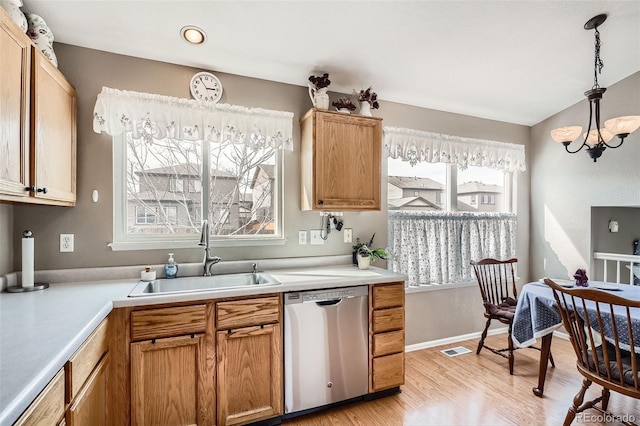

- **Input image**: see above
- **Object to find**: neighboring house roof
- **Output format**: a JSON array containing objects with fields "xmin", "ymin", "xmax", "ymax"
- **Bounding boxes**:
[
  {"xmin": 135, "ymin": 163, "xmax": 236, "ymax": 178},
  {"xmin": 457, "ymin": 181, "xmax": 502, "ymax": 194},
  {"xmin": 388, "ymin": 196, "xmax": 441, "ymax": 210},
  {"xmin": 388, "ymin": 176, "xmax": 444, "ymax": 190},
  {"xmin": 250, "ymin": 164, "xmax": 275, "ymax": 189},
  {"xmin": 456, "ymin": 200, "xmax": 476, "ymax": 211}
]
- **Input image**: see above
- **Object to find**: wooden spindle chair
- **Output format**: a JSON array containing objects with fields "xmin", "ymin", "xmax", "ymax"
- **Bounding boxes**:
[
  {"xmin": 546, "ymin": 278, "xmax": 640, "ymax": 426},
  {"xmin": 471, "ymin": 258, "xmax": 554, "ymax": 374}
]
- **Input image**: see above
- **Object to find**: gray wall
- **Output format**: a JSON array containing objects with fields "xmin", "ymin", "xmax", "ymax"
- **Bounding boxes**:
[
  {"xmin": 8, "ymin": 43, "xmax": 531, "ymax": 345},
  {"xmin": 590, "ymin": 206, "xmax": 640, "ymax": 283},
  {"xmin": 530, "ymin": 71, "xmax": 640, "ymax": 282},
  {"xmin": 0, "ymin": 205, "xmax": 12, "ymax": 275}
]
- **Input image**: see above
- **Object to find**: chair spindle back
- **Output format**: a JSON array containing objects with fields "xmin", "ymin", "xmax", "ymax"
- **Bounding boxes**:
[
  {"xmin": 471, "ymin": 258, "xmax": 518, "ymax": 307},
  {"xmin": 546, "ymin": 278, "xmax": 640, "ymax": 398}
]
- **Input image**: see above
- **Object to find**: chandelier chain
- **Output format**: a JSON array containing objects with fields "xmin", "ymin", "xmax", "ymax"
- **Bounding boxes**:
[{"xmin": 593, "ymin": 27, "xmax": 604, "ymax": 89}]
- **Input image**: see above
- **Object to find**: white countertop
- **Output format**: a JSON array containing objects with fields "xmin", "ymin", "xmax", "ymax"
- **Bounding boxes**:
[{"xmin": 0, "ymin": 264, "xmax": 405, "ymax": 425}]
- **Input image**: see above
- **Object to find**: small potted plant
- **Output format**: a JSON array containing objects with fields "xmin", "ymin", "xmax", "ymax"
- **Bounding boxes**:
[
  {"xmin": 352, "ymin": 234, "xmax": 390, "ymax": 269},
  {"xmin": 331, "ymin": 97, "xmax": 357, "ymax": 113},
  {"xmin": 356, "ymin": 86, "xmax": 379, "ymax": 116},
  {"xmin": 308, "ymin": 73, "xmax": 331, "ymax": 109},
  {"xmin": 356, "ymin": 245, "xmax": 390, "ymax": 270}
]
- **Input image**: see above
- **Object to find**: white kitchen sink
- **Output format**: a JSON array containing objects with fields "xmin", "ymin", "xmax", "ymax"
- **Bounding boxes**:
[{"xmin": 128, "ymin": 272, "xmax": 280, "ymax": 297}]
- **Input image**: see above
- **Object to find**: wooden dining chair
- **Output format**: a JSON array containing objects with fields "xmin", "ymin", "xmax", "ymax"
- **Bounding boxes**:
[
  {"xmin": 471, "ymin": 258, "xmax": 554, "ymax": 374},
  {"xmin": 545, "ymin": 278, "xmax": 640, "ymax": 426}
]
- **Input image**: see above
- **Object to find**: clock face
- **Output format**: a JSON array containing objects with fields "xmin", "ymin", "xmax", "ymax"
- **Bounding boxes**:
[{"xmin": 190, "ymin": 72, "xmax": 223, "ymax": 103}]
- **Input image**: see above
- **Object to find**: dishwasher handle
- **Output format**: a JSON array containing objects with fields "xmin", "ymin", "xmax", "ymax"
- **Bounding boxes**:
[{"xmin": 315, "ymin": 298, "xmax": 343, "ymax": 307}]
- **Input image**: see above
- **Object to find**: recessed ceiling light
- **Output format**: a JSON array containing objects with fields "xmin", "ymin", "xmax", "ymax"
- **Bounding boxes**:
[{"xmin": 181, "ymin": 26, "xmax": 207, "ymax": 45}]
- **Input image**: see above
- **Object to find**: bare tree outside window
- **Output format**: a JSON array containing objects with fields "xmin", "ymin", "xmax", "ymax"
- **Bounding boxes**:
[{"xmin": 125, "ymin": 133, "xmax": 277, "ymax": 238}]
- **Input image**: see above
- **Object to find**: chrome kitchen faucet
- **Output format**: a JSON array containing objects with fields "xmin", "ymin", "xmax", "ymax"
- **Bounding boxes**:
[{"xmin": 199, "ymin": 220, "xmax": 222, "ymax": 276}]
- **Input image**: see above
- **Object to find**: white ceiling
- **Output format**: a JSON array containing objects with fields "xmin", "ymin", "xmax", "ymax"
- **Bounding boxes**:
[{"xmin": 20, "ymin": 1, "xmax": 640, "ymax": 126}]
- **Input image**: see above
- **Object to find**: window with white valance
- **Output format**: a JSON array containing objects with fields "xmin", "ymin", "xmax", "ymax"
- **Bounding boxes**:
[
  {"xmin": 384, "ymin": 126, "xmax": 526, "ymax": 172},
  {"xmin": 93, "ymin": 87, "xmax": 294, "ymax": 149},
  {"xmin": 93, "ymin": 87, "xmax": 294, "ymax": 250},
  {"xmin": 384, "ymin": 126, "xmax": 523, "ymax": 287}
]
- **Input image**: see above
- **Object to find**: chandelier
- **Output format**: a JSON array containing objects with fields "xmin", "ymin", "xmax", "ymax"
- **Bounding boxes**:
[{"xmin": 550, "ymin": 14, "xmax": 640, "ymax": 162}]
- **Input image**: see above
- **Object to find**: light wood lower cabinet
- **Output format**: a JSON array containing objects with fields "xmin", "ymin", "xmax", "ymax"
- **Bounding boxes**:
[
  {"xmin": 14, "ymin": 369, "xmax": 65, "ymax": 426},
  {"xmin": 131, "ymin": 334, "xmax": 210, "ymax": 426},
  {"xmin": 217, "ymin": 324, "xmax": 282, "ymax": 425},
  {"xmin": 215, "ymin": 295, "xmax": 283, "ymax": 426},
  {"xmin": 369, "ymin": 282, "xmax": 405, "ymax": 392},
  {"xmin": 66, "ymin": 354, "xmax": 109, "ymax": 426}
]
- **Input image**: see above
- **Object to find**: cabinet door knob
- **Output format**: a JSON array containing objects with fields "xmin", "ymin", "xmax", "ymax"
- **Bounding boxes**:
[
  {"xmin": 318, "ymin": 200, "xmax": 324, "ymax": 205},
  {"xmin": 25, "ymin": 186, "xmax": 35, "ymax": 193},
  {"xmin": 37, "ymin": 187, "xmax": 48, "ymax": 194}
]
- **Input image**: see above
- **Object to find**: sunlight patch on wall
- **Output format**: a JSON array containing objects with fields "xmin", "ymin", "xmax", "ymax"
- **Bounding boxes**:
[{"xmin": 544, "ymin": 204, "xmax": 588, "ymax": 274}]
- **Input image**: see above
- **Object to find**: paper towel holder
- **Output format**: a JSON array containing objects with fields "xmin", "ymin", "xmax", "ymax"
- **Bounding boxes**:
[
  {"xmin": 6, "ymin": 282, "xmax": 49, "ymax": 293},
  {"xmin": 6, "ymin": 230, "xmax": 49, "ymax": 293}
]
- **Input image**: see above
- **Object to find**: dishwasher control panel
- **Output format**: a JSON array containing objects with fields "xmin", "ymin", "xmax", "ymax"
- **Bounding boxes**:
[{"xmin": 285, "ymin": 285, "xmax": 369, "ymax": 304}]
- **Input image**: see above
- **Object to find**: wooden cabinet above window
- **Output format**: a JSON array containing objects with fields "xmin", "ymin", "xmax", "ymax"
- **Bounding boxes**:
[
  {"xmin": 300, "ymin": 109, "xmax": 382, "ymax": 211},
  {"xmin": 0, "ymin": 7, "xmax": 77, "ymax": 206}
]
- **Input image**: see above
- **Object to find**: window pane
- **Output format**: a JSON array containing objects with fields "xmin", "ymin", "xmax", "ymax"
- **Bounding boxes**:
[
  {"xmin": 209, "ymin": 142, "xmax": 276, "ymax": 236},
  {"xmin": 126, "ymin": 135, "xmax": 202, "ymax": 236},
  {"xmin": 457, "ymin": 166, "xmax": 505, "ymax": 212},
  {"xmin": 387, "ymin": 159, "xmax": 446, "ymax": 211}
]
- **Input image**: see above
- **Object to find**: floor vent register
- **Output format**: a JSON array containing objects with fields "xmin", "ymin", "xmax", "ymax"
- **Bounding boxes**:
[{"xmin": 440, "ymin": 346, "xmax": 472, "ymax": 357}]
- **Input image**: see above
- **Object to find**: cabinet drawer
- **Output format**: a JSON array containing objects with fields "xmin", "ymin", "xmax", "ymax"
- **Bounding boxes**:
[
  {"xmin": 131, "ymin": 305, "xmax": 206, "ymax": 341},
  {"xmin": 372, "ymin": 307, "xmax": 404, "ymax": 333},
  {"xmin": 66, "ymin": 318, "xmax": 109, "ymax": 402},
  {"xmin": 372, "ymin": 283, "xmax": 404, "ymax": 309},
  {"xmin": 372, "ymin": 330, "xmax": 405, "ymax": 357},
  {"xmin": 216, "ymin": 296, "xmax": 280, "ymax": 330},
  {"xmin": 14, "ymin": 369, "xmax": 65, "ymax": 426},
  {"xmin": 371, "ymin": 352, "xmax": 405, "ymax": 392}
]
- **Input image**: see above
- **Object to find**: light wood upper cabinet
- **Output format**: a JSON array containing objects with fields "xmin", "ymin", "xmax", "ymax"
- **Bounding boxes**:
[
  {"xmin": 0, "ymin": 6, "xmax": 31, "ymax": 201},
  {"xmin": 31, "ymin": 50, "xmax": 77, "ymax": 205},
  {"xmin": 300, "ymin": 109, "xmax": 382, "ymax": 211},
  {"xmin": 0, "ymin": 7, "xmax": 77, "ymax": 206}
]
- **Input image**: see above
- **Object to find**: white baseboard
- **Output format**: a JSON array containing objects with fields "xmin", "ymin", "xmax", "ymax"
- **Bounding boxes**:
[
  {"xmin": 405, "ymin": 327, "xmax": 508, "ymax": 352},
  {"xmin": 405, "ymin": 328, "xmax": 568, "ymax": 352}
]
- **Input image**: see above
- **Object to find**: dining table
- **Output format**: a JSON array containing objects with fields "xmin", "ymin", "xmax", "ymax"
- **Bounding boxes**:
[{"xmin": 511, "ymin": 279, "xmax": 640, "ymax": 397}]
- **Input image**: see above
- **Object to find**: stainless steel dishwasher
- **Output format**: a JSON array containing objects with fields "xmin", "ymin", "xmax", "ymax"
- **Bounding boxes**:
[{"xmin": 284, "ymin": 285, "xmax": 369, "ymax": 415}]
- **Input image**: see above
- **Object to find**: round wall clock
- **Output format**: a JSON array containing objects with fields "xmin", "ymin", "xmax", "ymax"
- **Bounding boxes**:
[{"xmin": 190, "ymin": 71, "xmax": 223, "ymax": 103}]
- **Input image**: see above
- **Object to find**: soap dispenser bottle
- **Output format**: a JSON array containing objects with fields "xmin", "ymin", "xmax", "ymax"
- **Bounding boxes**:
[{"xmin": 164, "ymin": 253, "xmax": 178, "ymax": 278}]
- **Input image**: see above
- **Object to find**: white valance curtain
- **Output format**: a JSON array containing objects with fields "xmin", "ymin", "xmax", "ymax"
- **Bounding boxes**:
[
  {"xmin": 384, "ymin": 126, "xmax": 526, "ymax": 172},
  {"xmin": 388, "ymin": 211, "xmax": 517, "ymax": 287},
  {"xmin": 93, "ymin": 87, "xmax": 294, "ymax": 150}
]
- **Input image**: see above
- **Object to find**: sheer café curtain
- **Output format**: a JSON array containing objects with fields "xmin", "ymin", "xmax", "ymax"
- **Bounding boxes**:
[{"xmin": 384, "ymin": 127, "xmax": 525, "ymax": 287}]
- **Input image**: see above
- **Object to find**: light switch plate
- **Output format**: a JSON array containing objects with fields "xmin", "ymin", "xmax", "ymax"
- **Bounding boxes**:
[
  {"xmin": 310, "ymin": 230, "xmax": 324, "ymax": 245},
  {"xmin": 298, "ymin": 230, "xmax": 308, "ymax": 245},
  {"xmin": 344, "ymin": 228, "xmax": 352, "ymax": 244}
]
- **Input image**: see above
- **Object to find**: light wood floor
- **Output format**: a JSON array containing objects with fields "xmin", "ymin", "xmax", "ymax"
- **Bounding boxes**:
[{"xmin": 283, "ymin": 334, "xmax": 640, "ymax": 425}]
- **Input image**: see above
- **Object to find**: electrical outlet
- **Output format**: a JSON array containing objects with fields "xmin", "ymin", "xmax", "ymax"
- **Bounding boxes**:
[
  {"xmin": 298, "ymin": 230, "xmax": 308, "ymax": 245},
  {"xmin": 60, "ymin": 234, "xmax": 74, "ymax": 252},
  {"xmin": 310, "ymin": 230, "xmax": 324, "ymax": 245},
  {"xmin": 344, "ymin": 228, "xmax": 353, "ymax": 244}
]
